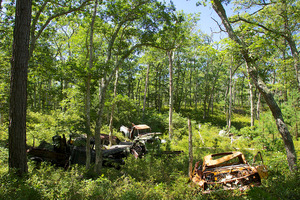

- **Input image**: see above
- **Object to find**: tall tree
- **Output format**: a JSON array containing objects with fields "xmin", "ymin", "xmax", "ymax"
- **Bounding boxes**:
[
  {"xmin": 211, "ymin": 0, "xmax": 297, "ymax": 171},
  {"xmin": 93, "ymin": 0, "xmax": 178, "ymax": 174},
  {"xmin": 85, "ymin": 0, "xmax": 99, "ymax": 170},
  {"xmin": 231, "ymin": 0, "xmax": 300, "ymax": 93},
  {"xmin": 109, "ymin": 67, "xmax": 119, "ymax": 146},
  {"xmin": 9, "ymin": 0, "xmax": 32, "ymax": 176},
  {"xmin": 168, "ymin": 50, "xmax": 174, "ymax": 139},
  {"xmin": 142, "ymin": 63, "xmax": 150, "ymax": 118}
]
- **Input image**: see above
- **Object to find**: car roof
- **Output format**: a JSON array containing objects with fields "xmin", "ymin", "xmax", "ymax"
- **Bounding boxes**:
[
  {"xmin": 133, "ymin": 124, "xmax": 151, "ymax": 130},
  {"xmin": 203, "ymin": 151, "xmax": 246, "ymax": 167}
]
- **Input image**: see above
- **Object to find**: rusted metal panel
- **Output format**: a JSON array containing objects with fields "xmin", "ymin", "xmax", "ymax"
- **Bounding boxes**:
[
  {"xmin": 191, "ymin": 151, "xmax": 268, "ymax": 193},
  {"xmin": 203, "ymin": 152, "xmax": 246, "ymax": 169}
]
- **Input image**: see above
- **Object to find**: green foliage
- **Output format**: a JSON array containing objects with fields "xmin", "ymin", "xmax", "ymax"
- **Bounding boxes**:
[
  {"xmin": 1, "ymin": 107, "xmax": 300, "ymax": 199},
  {"xmin": 1, "ymin": 0, "xmax": 300, "ymax": 198},
  {"xmin": 239, "ymin": 126, "xmax": 259, "ymax": 139},
  {"xmin": 27, "ymin": 109, "xmax": 82, "ymax": 146}
]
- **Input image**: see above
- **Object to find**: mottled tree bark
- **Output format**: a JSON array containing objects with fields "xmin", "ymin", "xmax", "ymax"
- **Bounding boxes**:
[{"xmin": 9, "ymin": 0, "xmax": 32, "ymax": 176}]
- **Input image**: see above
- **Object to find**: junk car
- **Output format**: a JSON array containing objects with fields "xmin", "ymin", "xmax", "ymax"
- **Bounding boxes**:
[
  {"xmin": 120, "ymin": 123, "xmax": 156, "ymax": 140},
  {"xmin": 27, "ymin": 133, "xmax": 146, "ymax": 168},
  {"xmin": 191, "ymin": 151, "xmax": 268, "ymax": 193}
]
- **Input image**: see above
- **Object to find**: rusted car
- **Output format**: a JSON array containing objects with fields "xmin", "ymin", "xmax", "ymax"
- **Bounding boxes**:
[
  {"xmin": 120, "ymin": 123, "xmax": 157, "ymax": 140},
  {"xmin": 27, "ymin": 134, "xmax": 144, "ymax": 168},
  {"xmin": 120, "ymin": 123, "xmax": 163, "ymax": 157},
  {"xmin": 191, "ymin": 151, "xmax": 268, "ymax": 193}
]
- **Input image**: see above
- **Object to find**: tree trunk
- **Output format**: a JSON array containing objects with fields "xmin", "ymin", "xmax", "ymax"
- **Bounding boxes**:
[
  {"xmin": 9, "ymin": 0, "xmax": 32, "ymax": 176},
  {"xmin": 109, "ymin": 68, "xmax": 119, "ymax": 146},
  {"xmin": 209, "ymin": 69, "xmax": 220, "ymax": 116},
  {"xmin": 85, "ymin": 73, "xmax": 92, "ymax": 169},
  {"xmin": 143, "ymin": 64, "xmax": 150, "ymax": 118},
  {"xmin": 256, "ymin": 90, "xmax": 261, "ymax": 121},
  {"xmin": 188, "ymin": 118, "xmax": 193, "ymax": 179},
  {"xmin": 240, "ymin": 76, "xmax": 245, "ymax": 106},
  {"xmin": 227, "ymin": 64, "xmax": 233, "ymax": 131},
  {"xmin": 224, "ymin": 81, "xmax": 229, "ymax": 113},
  {"xmin": 168, "ymin": 50, "xmax": 174, "ymax": 139},
  {"xmin": 85, "ymin": 0, "xmax": 98, "ymax": 169},
  {"xmin": 158, "ymin": 64, "xmax": 162, "ymax": 112},
  {"xmin": 247, "ymin": 71, "xmax": 255, "ymax": 127},
  {"xmin": 94, "ymin": 78, "xmax": 105, "ymax": 174},
  {"xmin": 212, "ymin": 0, "xmax": 297, "ymax": 171}
]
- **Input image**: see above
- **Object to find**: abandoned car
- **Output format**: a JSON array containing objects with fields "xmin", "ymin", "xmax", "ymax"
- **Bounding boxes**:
[
  {"xmin": 120, "ymin": 123, "xmax": 161, "ymax": 140},
  {"xmin": 191, "ymin": 151, "xmax": 268, "ymax": 192},
  {"xmin": 120, "ymin": 123, "xmax": 162, "ymax": 156},
  {"xmin": 27, "ymin": 133, "xmax": 147, "ymax": 168}
]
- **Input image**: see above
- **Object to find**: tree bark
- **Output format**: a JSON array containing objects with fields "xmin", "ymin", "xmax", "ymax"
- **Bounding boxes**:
[
  {"xmin": 143, "ymin": 64, "xmax": 150, "ymax": 118},
  {"xmin": 247, "ymin": 70, "xmax": 255, "ymax": 127},
  {"xmin": 168, "ymin": 50, "xmax": 174, "ymax": 139},
  {"xmin": 188, "ymin": 118, "xmax": 193, "ymax": 179},
  {"xmin": 212, "ymin": 0, "xmax": 297, "ymax": 171},
  {"xmin": 9, "ymin": 0, "xmax": 32, "ymax": 176},
  {"xmin": 109, "ymin": 68, "xmax": 119, "ymax": 146},
  {"xmin": 85, "ymin": 0, "xmax": 98, "ymax": 169},
  {"xmin": 227, "ymin": 63, "xmax": 233, "ymax": 131},
  {"xmin": 256, "ymin": 92, "xmax": 261, "ymax": 120},
  {"xmin": 94, "ymin": 79, "xmax": 105, "ymax": 174}
]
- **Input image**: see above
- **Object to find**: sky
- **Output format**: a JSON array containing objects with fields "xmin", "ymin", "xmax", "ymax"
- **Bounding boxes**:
[{"xmin": 167, "ymin": 0, "xmax": 234, "ymax": 41}]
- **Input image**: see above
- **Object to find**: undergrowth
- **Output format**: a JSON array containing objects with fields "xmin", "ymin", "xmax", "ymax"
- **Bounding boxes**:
[{"xmin": 0, "ymin": 108, "xmax": 299, "ymax": 199}]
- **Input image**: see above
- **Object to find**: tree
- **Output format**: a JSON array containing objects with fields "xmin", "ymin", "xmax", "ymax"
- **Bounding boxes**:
[
  {"xmin": 109, "ymin": 67, "xmax": 119, "ymax": 146},
  {"xmin": 9, "ymin": 0, "xmax": 32, "ymax": 176},
  {"xmin": 92, "ymin": 0, "xmax": 179, "ymax": 174},
  {"xmin": 142, "ymin": 63, "xmax": 150, "ymax": 118},
  {"xmin": 211, "ymin": 0, "xmax": 297, "ymax": 171},
  {"xmin": 85, "ymin": 0, "xmax": 99, "ymax": 170},
  {"xmin": 168, "ymin": 50, "xmax": 174, "ymax": 139},
  {"xmin": 154, "ymin": 12, "xmax": 195, "ymax": 139},
  {"xmin": 231, "ymin": 0, "xmax": 300, "ymax": 93},
  {"xmin": 29, "ymin": 0, "xmax": 91, "ymax": 58}
]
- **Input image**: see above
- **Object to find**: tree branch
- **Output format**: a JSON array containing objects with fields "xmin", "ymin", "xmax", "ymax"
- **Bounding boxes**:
[{"xmin": 230, "ymin": 16, "xmax": 286, "ymax": 39}]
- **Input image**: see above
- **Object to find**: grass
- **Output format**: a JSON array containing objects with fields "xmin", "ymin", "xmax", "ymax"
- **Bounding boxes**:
[{"xmin": 0, "ymin": 108, "xmax": 299, "ymax": 199}]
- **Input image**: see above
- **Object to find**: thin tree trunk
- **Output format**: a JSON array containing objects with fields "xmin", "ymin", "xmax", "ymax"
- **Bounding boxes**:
[
  {"xmin": 168, "ymin": 50, "xmax": 174, "ymax": 139},
  {"xmin": 188, "ymin": 118, "xmax": 193, "ymax": 179},
  {"xmin": 198, "ymin": 124, "xmax": 204, "ymax": 145},
  {"xmin": 85, "ymin": 73, "xmax": 92, "ymax": 169},
  {"xmin": 224, "ymin": 81, "xmax": 229, "ymax": 113},
  {"xmin": 136, "ymin": 78, "xmax": 141, "ymax": 108},
  {"xmin": 9, "ymin": 0, "xmax": 32, "ymax": 176},
  {"xmin": 109, "ymin": 68, "xmax": 119, "ymax": 146},
  {"xmin": 256, "ymin": 92, "xmax": 261, "ymax": 120},
  {"xmin": 85, "ymin": 0, "xmax": 98, "ymax": 169},
  {"xmin": 212, "ymin": 0, "xmax": 297, "ymax": 171},
  {"xmin": 143, "ymin": 64, "xmax": 150, "ymax": 118},
  {"xmin": 158, "ymin": 65, "xmax": 162, "ymax": 112},
  {"xmin": 247, "ymin": 72, "xmax": 255, "ymax": 127},
  {"xmin": 94, "ymin": 78, "xmax": 105, "ymax": 174},
  {"xmin": 227, "ymin": 64, "xmax": 233, "ymax": 131},
  {"xmin": 240, "ymin": 76, "xmax": 245, "ymax": 106},
  {"xmin": 208, "ymin": 69, "xmax": 220, "ymax": 116}
]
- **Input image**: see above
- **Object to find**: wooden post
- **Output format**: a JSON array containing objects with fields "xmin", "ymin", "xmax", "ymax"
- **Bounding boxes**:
[{"xmin": 198, "ymin": 124, "xmax": 204, "ymax": 145}]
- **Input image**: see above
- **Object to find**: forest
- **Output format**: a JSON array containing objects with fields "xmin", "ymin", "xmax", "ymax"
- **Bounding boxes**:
[{"xmin": 0, "ymin": 0, "xmax": 299, "ymax": 199}]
